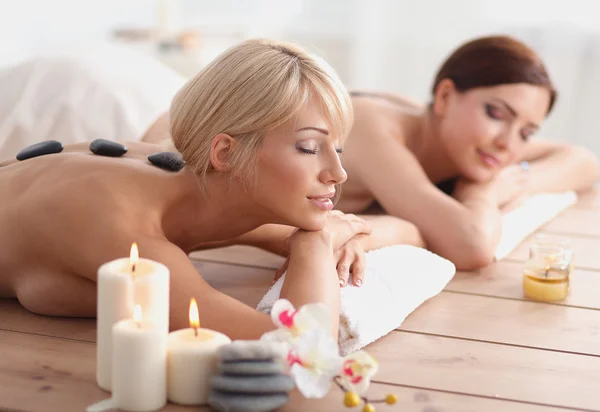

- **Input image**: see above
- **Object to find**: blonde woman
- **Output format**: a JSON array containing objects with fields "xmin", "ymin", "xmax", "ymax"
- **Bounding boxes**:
[{"xmin": 0, "ymin": 39, "xmax": 420, "ymax": 340}]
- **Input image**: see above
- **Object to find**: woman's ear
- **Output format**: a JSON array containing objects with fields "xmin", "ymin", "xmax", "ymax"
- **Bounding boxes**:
[
  {"xmin": 432, "ymin": 78, "xmax": 456, "ymax": 117},
  {"xmin": 210, "ymin": 133, "xmax": 238, "ymax": 172}
]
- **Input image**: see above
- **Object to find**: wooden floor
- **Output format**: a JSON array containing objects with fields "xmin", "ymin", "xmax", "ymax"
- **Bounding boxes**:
[{"xmin": 3, "ymin": 187, "xmax": 600, "ymax": 412}]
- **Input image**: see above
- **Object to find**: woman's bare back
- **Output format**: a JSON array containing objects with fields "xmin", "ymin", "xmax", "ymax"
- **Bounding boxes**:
[
  {"xmin": 336, "ymin": 91, "xmax": 425, "ymax": 213},
  {"xmin": 0, "ymin": 141, "xmax": 183, "ymax": 316}
]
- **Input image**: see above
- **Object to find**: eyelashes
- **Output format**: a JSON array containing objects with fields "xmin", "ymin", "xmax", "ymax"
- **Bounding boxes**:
[
  {"xmin": 297, "ymin": 147, "xmax": 317, "ymax": 155},
  {"xmin": 296, "ymin": 146, "xmax": 344, "ymax": 155},
  {"xmin": 484, "ymin": 103, "xmax": 532, "ymax": 141},
  {"xmin": 485, "ymin": 103, "xmax": 502, "ymax": 120}
]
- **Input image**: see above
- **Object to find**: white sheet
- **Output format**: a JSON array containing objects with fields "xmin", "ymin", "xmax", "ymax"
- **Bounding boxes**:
[{"xmin": 0, "ymin": 43, "xmax": 186, "ymax": 160}]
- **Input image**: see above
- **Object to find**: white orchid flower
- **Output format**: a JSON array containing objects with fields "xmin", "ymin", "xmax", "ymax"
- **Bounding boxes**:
[
  {"xmin": 339, "ymin": 350, "xmax": 379, "ymax": 395},
  {"xmin": 261, "ymin": 299, "xmax": 331, "ymax": 343},
  {"xmin": 287, "ymin": 328, "xmax": 343, "ymax": 398}
]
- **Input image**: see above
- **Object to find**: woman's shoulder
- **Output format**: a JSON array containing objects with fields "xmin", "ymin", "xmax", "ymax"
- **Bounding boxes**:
[
  {"xmin": 350, "ymin": 89, "xmax": 423, "ymax": 111},
  {"xmin": 348, "ymin": 92, "xmax": 422, "ymax": 148}
]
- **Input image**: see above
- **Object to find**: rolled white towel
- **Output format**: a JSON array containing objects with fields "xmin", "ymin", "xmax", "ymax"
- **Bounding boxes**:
[{"xmin": 257, "ymin": 245, "xmax": 456, "ymax": 356}]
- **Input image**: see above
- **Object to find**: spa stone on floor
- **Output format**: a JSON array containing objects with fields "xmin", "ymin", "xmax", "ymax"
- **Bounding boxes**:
[
  {"xmin": 217, "ymin": 340, "xmax": 287, "ymax": 361},
  {"xmin": 212, "ymin": 374, "xmax": 294, "ymax": 393},
  {"xmin": 16, "ymin": 140, "xmax": 63, "ymax": 160},
  {"xmin": 147, "ymin": 152, "xmax": 185, "ymax": 172},
  {"xmin": 208, "ymin": 392, "xmax": 290, "ymax": 412},
  {"xmin": 219, "ymin": 360, "xmax": 284, "ymax": 375},
  {"xmin": 89, "ymin": 139, "xmax": 128, "ymax": 157},
  {"xmin": 208, "ymin": 341, "xmax": 293, "ymax": 412}
]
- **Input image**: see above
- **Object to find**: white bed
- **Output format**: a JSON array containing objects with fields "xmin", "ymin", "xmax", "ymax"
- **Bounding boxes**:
[{"xmin": 0, "ymin": 43, "xmax": 187, "ymax": 160}]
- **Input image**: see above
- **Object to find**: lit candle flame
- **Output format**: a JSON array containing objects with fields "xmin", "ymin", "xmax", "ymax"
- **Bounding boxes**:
[
  {"xmin": 130, "ymin": 243, "xmax": 139, "ymax": 273},
  {"xmin": 189, "ymin": 298, "xmax": 200, "ymax": 335},
  {"xmin": 133, "ymin": 304, "xmax": 142, "ymax": 328}
]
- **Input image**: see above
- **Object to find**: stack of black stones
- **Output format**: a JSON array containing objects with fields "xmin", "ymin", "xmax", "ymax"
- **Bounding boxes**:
[
  {"xmin": 15, "ymin": 138, "xmax": 186, "ymax": 172},
  {"xmin": 208, "ymin": 341, "xmax": 295, "ymax": 412}
]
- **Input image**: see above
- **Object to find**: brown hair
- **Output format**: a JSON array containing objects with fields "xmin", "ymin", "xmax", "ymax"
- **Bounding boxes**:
[{"xmin": 431, "ymin": 35, "xmax": 557, "ymax": 113}]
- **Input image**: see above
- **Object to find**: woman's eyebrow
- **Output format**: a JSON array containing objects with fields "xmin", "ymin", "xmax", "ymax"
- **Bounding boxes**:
[{"xmin": 296, "ymin": 126, "xmax": 329, "ymax": 135}]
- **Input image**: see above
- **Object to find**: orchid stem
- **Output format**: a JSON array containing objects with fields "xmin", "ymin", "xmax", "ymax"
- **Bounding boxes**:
[{"xmin": 332, "ymin": 375, "xmax": 389, "ymax": 405}]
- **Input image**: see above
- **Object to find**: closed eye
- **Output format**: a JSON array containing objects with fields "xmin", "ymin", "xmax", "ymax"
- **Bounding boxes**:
[
  {"xmin": 520, "ymin": 128, "xmax": 537, "ymax": 141},
  {"xmin": 485, "ymin": 104, "xmax": 503, "ymax": 120},
  {"xmin": 298, "ymin": 147, "xmax": 318, "ymax": 155}
]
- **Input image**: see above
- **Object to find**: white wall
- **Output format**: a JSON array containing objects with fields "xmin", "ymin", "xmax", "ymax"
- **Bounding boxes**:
[
  {"xmin": 1, "ymin": 0, "xmax": 600, "ymax": 153},
  {"xmin": 346, "ymin": 0, "xmax": 600, "ymax": 148}
]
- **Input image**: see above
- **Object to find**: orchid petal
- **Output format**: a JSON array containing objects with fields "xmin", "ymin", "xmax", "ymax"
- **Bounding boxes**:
[
  {"xmin": 288, "ymin": 329, "xmax": 342, "ymax": 398},
  {"xmin": 271, "ymin": 299, "xmax": 296, "ymax": 330},
  {"xmin": 260, "ymin": 328, "xmax": 294, "ymax": 344},
  {"xmin": 294, "ymin": 302, "xmax": 332, "ymax": 334},
  {"xmin": 291, "ymin": 363, "xmax": 333, "ymax": 398},
  {"xmin": 339, "ymin": 350, "xmax": 379, "ymax": 395}
]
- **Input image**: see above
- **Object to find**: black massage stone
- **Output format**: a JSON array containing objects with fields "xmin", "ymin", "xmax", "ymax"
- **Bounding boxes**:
[
  {"xmin": 148, "ymin": 152, "xmax": 185, "ymax": 172},
  {"xmin": 89, "ymin": 139, "xmax": 128, "ymax": 157},
  {"xmin": 16, "ymin": 140, "xmax": 64, "ymax": 161}
]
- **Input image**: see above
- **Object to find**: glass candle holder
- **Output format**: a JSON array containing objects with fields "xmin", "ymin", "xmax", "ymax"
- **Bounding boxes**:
[{"xmin": 522, "ymin": 235, "xmax": 573, "ymax": 302}]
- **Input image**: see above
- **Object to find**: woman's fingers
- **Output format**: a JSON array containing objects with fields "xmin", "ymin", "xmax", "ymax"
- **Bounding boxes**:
[
  {"xmin": 336, "ymin": 249, "xmax": 353, "ymax": 287},
  {"xmin": 351, "ymin": 250, "xmax": 365, "ymax": 287}
]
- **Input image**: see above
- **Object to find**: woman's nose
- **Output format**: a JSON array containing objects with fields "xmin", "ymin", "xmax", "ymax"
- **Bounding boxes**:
[{"xmin": 320, "ymin": 155, "xmax": 347, "ymax": 185}]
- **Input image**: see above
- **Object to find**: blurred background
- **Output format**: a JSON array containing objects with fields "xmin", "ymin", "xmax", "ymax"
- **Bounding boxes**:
[{"xmin": 1, "ymin": 0, "xmax": 600, "ymax": 154}]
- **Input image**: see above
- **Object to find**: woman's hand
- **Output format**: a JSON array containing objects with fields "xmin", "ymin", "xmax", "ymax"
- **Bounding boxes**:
[
  {"xmin": 453, "ymin": 163, "xmax": 530, "ymax": 210},
  {"xmin": 272, "ymin": 234, "xmax": 368, "ymax": 288},
  {"xmin": 271, "ymin": 211, "xmax": 371, "ymax": 286},
  {"xmin": 492, "ymin": 163, "xmax": 531, "ymax": 209},
  {"xmin": 333, "ymin": 234, "xmax": 367, "ymax": 287}
]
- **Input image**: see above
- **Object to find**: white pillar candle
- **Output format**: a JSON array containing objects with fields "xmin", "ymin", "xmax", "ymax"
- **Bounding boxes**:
[
  {"xmin": 112, "ymin": 306, "xmax": 167, "ymax": 412},
  {"xmin": 96, "ymin": 243, "xmax": 170, "ymax": 391},
  {"xmin": 131, "ymin": 258, "xmax": 170, "ymax": 336},
  {"xmin": 167, "ymin": 299, "xmax": 231, "ymax": 405},
  {"xmin": 96, "ymin": 259, "xmax": 134, "ymax": 391}
]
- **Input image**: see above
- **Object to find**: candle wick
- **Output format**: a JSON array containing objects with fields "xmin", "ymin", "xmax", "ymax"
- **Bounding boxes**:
[
  {"xmin": 194, "ymin": 327, "xmax": 198, "ymax": 337},
  {"xmin": 131, "ymin": 263, "xmax": 136, "ymax": 274}
]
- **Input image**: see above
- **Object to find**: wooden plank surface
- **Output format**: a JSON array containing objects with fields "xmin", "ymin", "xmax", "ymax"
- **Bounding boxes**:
[
  {"xmin": 542, "ymin": 207, "xmax": 600, "ymax": 237},
  {"xmin": 448, "ymin": 261, "xmax": 600, "ymax": 309},
  {"xmin": 505, "ymin": 233, "xmax": 600, "ymax": 270},
  {"xmin": 190, "ymin": 246, "xmax": 283, "ymax": 270},
  {"xmin": 0, "ymin": 299, "xmax": 96, "ymax": 342},
  {"xmin": 2, "ymin": 330, "xmax": 567, "ymax": 412},
  {"xmin": 400, "ymin": 292, "xmax": 600, "ymax": 355},
  {"xmin": 367, "ymin": 331, "xmax": 600, "ymax": 411}
]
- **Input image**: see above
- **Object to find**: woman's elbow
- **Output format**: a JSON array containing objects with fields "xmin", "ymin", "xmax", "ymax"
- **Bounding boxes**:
[
  {"xmin": 453, "ymin": 245, "xmax": 495, "ymax": 271},
  {"xmin": 442, "ymin": 228, "xmax": 497, "ymax": 271}
]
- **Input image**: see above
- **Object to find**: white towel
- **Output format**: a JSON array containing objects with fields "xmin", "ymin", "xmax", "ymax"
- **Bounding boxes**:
[
  {"xmin": 256, "ymin": 245, "xmax": 456, "ymax": 356},
  {"xmin": 494, "ymin": 191, "xmax": 577, "ymax": 260}
]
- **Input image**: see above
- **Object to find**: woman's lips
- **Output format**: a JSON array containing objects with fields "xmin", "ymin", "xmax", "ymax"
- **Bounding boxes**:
[
  {"xmin": 307, "ymin": 196, "xmax": 334, "ymax": 211},
  {"xmin": 477, "ymin": 149, "xmax": 500, "ymax": 168}
]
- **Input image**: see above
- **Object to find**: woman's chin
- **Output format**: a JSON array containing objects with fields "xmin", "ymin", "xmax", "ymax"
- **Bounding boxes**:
[
  {"xmin": 462, "ymin": 164, "xmax": 495, "ymax": 183},
  {"xmin": 296, "ymin": 213, "xmax": 328, "ymax": 232}
]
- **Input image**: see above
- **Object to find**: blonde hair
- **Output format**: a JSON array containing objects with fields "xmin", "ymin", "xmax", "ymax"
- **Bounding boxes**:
[{"xmin": 169, "ymin": 38, "xmax": 353, "ymax": 181}]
